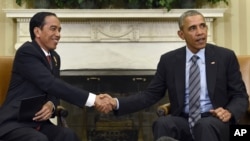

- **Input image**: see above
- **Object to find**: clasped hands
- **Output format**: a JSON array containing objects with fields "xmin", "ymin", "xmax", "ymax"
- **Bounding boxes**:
[{"xmin": 94, "ymin": 94, "xmax": 117, "ymax": 114}]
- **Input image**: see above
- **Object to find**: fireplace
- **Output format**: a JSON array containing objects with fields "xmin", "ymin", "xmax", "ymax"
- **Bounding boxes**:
[
  {"xmin": 60, "ymin": 70, "xmax": 168, "ymax": 141},
  {"xmin": 4, "ymin": 9, "xmax": 225, "ymax": 71}
]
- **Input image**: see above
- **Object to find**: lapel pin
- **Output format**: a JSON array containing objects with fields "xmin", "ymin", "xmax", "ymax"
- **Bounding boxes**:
[
  {"xmin": 53, "ymin": 56, "xmax": 58, "ymax": 67},
  {"xmin": 211, "ymin": 61, "xmax": 215, "ymax": 64}
]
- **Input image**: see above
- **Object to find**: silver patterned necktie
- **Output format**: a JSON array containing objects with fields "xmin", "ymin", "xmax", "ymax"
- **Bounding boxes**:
[{"xmin": 188, "ymin": 55, "xmax": 201, "ymax": 130}]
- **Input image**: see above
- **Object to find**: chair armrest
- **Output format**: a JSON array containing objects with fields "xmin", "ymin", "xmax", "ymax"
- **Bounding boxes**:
[
  {"xmin": 247, "ymin": 107, "xmax": 250, "ymax": 114},
  {"xmin": 55, "ymin": 105, "xmax": 69, "ymax": 127},
  {"xmin": 56, "ymin": 105, "xmax": 68, "ymax": 117},
  {"xmin": 156, "ymin": 103, "xmax": 170, "ymax": 117}
]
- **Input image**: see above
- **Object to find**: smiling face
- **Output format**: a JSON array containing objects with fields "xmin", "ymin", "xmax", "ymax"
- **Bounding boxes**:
[
  {"xmin": 33, "ymin": 15, "xmax": 61, "ymax": 52},
  {"xmin": 177, "ymin": 14, "xmax": 207, "ymax": 54}
]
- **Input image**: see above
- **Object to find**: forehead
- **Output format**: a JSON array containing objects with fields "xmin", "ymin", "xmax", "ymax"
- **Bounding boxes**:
[
  {"xmin": 183, "ymin": 15, "xmax": 205, "ymax": 27},
  {"xmin": 43, "ymin": 15, "xmax": 61, "ymax": 26}
]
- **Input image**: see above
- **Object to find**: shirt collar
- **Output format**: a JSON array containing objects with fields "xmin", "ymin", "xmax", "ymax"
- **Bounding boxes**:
[
  {"xmin": 186, "ymin": 46, "xmax": 205, "ymax": 63},
  {"xmin": 41, "ymin": 48, "xmax": 50, "ymax": 56}
]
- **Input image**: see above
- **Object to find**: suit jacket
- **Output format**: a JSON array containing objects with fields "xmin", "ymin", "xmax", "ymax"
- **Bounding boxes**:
[
  {"xmin": 115, "ymin": 43, "xmax": 249, "ymax": 123},
  {"xmin": 0, "ymin": 41, "xmax": 90, "ymax": 137}
]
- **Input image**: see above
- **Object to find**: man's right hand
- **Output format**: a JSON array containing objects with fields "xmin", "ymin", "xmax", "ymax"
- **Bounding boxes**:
[{"xmin": 94, "ymin": 94, "xmax": 117, "ymax": 114}]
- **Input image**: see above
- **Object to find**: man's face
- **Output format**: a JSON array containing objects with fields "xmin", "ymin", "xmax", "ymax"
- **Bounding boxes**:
[
  {"xmin": 177, "ymin": 15, "xmax": 207, "ymax": 53},
  {"xmin": 34, "ymin": 15, "xmax": 61, "ymax": 52}
]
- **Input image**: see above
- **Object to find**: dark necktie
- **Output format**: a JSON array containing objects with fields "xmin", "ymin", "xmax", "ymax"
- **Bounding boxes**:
[
  {"xmin": 188, "ymin": 55, "xmax": 201, "ymax": 129},
  {"xmin": 46, "ymin": 55, "xmax": 52, "ymax": 69}
]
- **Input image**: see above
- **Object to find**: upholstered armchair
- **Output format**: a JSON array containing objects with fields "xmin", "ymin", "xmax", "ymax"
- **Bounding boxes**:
[
  {"xmin": 0, "ymin": 56, "xmax": 68, "ymax": 127},
  {"xmin": 156, "ymin": 55, "xmax": 250, "ymax": 124}
]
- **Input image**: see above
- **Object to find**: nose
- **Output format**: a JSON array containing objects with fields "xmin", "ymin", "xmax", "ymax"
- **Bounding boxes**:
[
  {"xmin": 55, "ymin": 29, "xmax": 60, "ymax": 37},
  {"xmin": 196, "ymin": 27, "xmax": 203, "ymax": 35}
]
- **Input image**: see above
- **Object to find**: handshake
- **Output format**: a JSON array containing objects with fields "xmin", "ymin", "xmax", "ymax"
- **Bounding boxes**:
[{"xmin": 94, "ymin": 94, "xmax": 117, "ymax": 114}]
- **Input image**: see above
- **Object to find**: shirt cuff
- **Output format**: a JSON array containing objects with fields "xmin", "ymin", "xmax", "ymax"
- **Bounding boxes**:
[
  {"xmin": 85, "ymin": 93, "xmax": 96, "ymax": 107},
  {"xmin": 115, "ymin": 98, "xmax": 119, "ymax": 110}
]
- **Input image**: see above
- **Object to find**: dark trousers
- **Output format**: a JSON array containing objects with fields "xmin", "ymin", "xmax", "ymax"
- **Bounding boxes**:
[
  {"xmin": 1, "ymin": 122, "xmax": 80, "ymax": 141},
  {"xmin": 152, "ymin": 115, "xmax": 230, "ymax": 141}
]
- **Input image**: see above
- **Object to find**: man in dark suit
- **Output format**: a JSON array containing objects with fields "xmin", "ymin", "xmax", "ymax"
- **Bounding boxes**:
[
  {"xmin": 97, "ymin": 10, "xmax": 249, "ymax": 141},
  {"xmin": 0, "ymin": 12, "xmax": 112, "ymax": 141}
]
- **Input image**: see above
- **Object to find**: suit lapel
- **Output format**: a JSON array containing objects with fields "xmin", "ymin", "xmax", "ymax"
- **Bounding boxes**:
[
  {"xmin": 174, "ymin": 48, "xmax": 186, "ymax": 108},
  {"xmin": 50, "ymin": 51, "xmax": 60, "ymax": 76},
  {"xmin": 31, "ymin": 41, "xmax": 52, "ymax": 71},
  {"xmin": 205, "ymin": 45, "xmax": 217, "ymax": 100},
  {"xmin": 51, "ymin": 53, "xmax": 58, "ymax": 69}
]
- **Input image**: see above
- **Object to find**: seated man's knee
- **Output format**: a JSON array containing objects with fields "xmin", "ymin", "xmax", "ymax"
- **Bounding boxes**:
[
  {"xmin": 194, "ymin": 117, "xmax": 214, "ymax": 129},
  {"xmin": 153, "ymin": 117, "xmax": 170, "ymax": 129},
  {"xmin": 193, "ymin": 117, "xmax": 222, "ymax": 133},
  {"xmin": 193, "ymin": 117, "xmax": 229, "ymax": 141},
  {"xmin": 152, "ymin": 116, "xmax": 175, "ymax": 137}
]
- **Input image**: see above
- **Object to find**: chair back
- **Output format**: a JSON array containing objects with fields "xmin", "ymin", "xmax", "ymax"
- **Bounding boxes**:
[
  {"xmin": 237, "ymin": 55, "xmax": 250, "ymax": 110},
  {"xmin": 0, "ymin": 56, "xmax": 14, "ymax": 106}
]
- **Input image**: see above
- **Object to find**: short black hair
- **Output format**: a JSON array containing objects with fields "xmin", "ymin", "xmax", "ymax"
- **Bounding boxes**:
[
  {"xmin": 178, "ymin": 10, "xmax": 204, "ymax": 30},
  {"xmin": 29, "ymin": 12, "xmax": 57, "ymax": 40}
]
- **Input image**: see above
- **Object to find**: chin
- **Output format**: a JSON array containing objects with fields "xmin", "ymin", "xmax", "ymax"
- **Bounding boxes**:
[
  {"xmin": 49, "ymin": 46, "xmax": 57, "ymax": 50},
  {"xmin": 197, "ymin": 42, "xmax": 206, "ymax": 48}
]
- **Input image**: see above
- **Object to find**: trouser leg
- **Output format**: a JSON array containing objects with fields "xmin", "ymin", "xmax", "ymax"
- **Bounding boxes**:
[
  {"xmin": 152, "ymin": 115, "xmax": 193, "ymax": 141},
  {"xmin": 40, "ymin": 122, "xmax": 81, "ymax": 141},
  {"xmin": 193, "ymin": 116, "xmax": 229, "ymax": 141},
  {"xmin": 1, "ymin": 127, "xmax": 49, "ymax": 141}
]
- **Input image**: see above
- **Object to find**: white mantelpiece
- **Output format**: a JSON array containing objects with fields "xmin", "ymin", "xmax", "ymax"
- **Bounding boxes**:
[{"xmin": 4, "ymin": 9, "xmax": 225, "ymax": 70}]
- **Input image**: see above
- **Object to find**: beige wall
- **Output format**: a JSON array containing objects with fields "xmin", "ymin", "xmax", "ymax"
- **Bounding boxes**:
[
  {"xmin": 0, "ymin": 0, "xmax": 249, "ymax": 56},
  {"xmin": 214, "ymin": 0, "xmax": 250, "ymax": 55},
  {"xmin": 0, "ymin": 0, "xmax": 20, "ymax": 56}
]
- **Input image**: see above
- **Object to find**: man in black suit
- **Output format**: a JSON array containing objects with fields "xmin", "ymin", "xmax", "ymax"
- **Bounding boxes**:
[
  {"xmin": 0, "ymin": 12, "xmax": 112, "ymax": 141},
  {"xmin": 98, "ymin": 10, "xmax": 249, "ymax": 141}
]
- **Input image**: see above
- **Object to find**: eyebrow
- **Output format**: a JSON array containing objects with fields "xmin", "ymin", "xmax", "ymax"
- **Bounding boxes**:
[{"xmin": 50, "ymin": 25, "xmax": 61, "ymax": 29}]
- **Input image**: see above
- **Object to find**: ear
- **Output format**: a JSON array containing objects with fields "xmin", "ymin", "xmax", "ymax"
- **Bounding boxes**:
[
  {"xmin": 33, "ymin": 27, "xmax": 41, "ymax": 38},
  {"xmin": 177, "ymin": 30, "xmax": 185, "ymax": 40}
]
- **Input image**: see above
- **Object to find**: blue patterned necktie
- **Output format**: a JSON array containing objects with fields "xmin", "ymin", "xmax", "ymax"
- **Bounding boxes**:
[{"xmin": 188, "ymin": 55, "xmax": 201, "ymax": 129}]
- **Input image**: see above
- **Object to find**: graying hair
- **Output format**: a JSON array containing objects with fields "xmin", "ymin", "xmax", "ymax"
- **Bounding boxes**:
[
  {"xmin": 156, "ymin": 136, "xmax": 179, "ymax": 141},
  {"xmin": 178, "ymin": 10, "xmax": 205, "ymax": 30}
]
